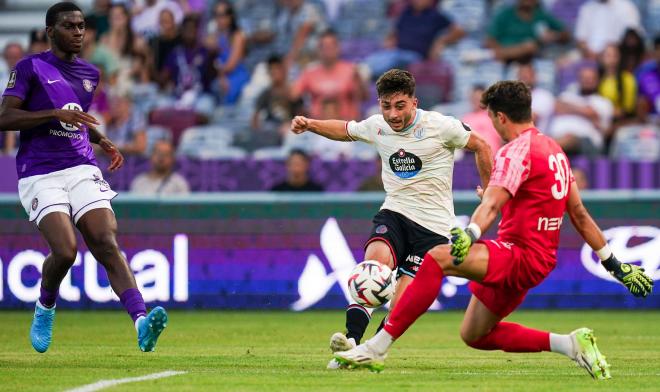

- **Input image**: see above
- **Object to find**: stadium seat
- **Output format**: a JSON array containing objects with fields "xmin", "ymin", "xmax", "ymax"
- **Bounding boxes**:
[
  {"xmin": 149, "ymin": 108, "xmax": 199, "ymax": 147},
  {"xmin": 408, "ymin": 60, "xmax": 455, "ymax": 108},
  {"xmin": 610, "ymin": 124, "xmax": 660, "ymax": 162}
]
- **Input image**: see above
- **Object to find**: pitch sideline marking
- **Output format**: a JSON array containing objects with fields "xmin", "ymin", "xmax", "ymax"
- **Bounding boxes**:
[{"xmin": 64, "ymin": 370, "xmax": 187, "ymax": 392}]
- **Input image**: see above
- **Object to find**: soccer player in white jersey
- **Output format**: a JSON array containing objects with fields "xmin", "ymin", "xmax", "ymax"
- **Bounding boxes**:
[{"xmin": 291, "ymin": 69, "xmax": 493, "ymax": 368}]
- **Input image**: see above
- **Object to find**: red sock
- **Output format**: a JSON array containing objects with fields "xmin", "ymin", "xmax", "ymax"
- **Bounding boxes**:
[
  {"xmin": 384, "ymin": 253, "xmax": 444, "ymax": 339},
  {"xmin": 467, "ymin": 322, "xmax": 550, "ymax": 352}
]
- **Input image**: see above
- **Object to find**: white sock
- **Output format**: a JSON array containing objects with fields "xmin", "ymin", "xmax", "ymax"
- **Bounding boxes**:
[
  {"xmin": 366, "ymin": 329, "xmax": 394, "ymax": 355},
  {"xmin": 347, "ymin": 337, "xmax": 357, "ymax": 348},
  {"xmin": 135, "ymin": 316, "xmax": 146, "ymax": 332},
  {"xmin": 550, "ymin": 333, "xmax": 574, "ymax": 358}
]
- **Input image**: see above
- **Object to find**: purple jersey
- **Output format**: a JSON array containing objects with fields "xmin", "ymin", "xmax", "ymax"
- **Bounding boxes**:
[{"xmin": 2, "ymin": 51, "xmax": 99, "ymax": 179}]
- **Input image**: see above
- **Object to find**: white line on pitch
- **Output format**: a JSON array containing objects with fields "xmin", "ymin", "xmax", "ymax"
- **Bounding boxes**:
[{"xmin": 63, "ymin": 370, "xmax": 187, "ymax": 392}]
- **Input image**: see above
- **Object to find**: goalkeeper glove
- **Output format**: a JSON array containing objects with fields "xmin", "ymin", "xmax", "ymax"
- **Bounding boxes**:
[
  {"xmin": 450, "ymin": 226, "xmax": 479, "ymax": 265},
  {"xmin": 602, "ymin": 255, "xmax": 654, "ymax": 298}
]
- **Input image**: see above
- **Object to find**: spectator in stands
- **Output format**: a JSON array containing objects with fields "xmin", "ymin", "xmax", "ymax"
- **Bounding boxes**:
[
  {"xmin": 637, "ymin": 36, "xmax": 660, "ymax": 118},
  {"xmin": 271, "ymin": 149, "xmax": 324, "ymax": 192},
  {"xmin": 87, "ymin": 0, "xmax": 111, "ymax": 39},
  {"xmin": 598, "ymin": 44, "xmax": 638, "ymax": 120},
  {"xmin": 0, "ymin": 42, "xmax": 24, "ymax": 91},
  {"xmin": 132, "ymin": 0, "xmax": 184, "ymax": 39},
  {"xmin": 365, "ymin": 0, "xmax": 464, "ymax": 78},
  {"xmin": 82, "ymin": 17, "xmax": 120, "ymax": 86},
  {"xmin": 130, "ymin": 140, "xmax": 190, "ymax": 195},
  {"xmin": 619, "ymin": 28, "xmax": 646, "ymax": 74},
  {"xmin": 0, "ymin": 42, "xmax": 23, "ymax": 154},
  {"xmin": 517, "ymin": 62, "xmax": 555, "ymax": 131},
  {"xmin": 549, "ymin": 65, "xmax": 614, "ymax": 155},
  {"xmin": 274, "ymin": 0, "xmax": 326, "ymax": 67},
  {"xmin": 28, "ymin": 29, "xmax": 49, "ymax": 54},
  {"xmin": 486, "ymin": 0, "xmax": 569, "ymax": 63},
  {"xmin": 206, "ymin": 1, "xmax": 250, "ymax": 105},
  {"xmin": 357, "ymin": 157, "xmax": 384, "ymax": 192},
  {"xmin": 292, "ymin": 30, "xmax": 367, "ymax": 121},
  {"xmin": 149, "ymin": 8, "xmax": 181, "ymax": 76},
  {"xmin": 461, "ymin": 85, "xmax": 503, "ymax": 153},
  {"xmin": 101, "ymin": 3, "xmax": 136, "ymax": 60},
  {"xmin": 104, "ymin": 94, "xmax": 148, "ymax": 155},
  {"xmin": 251, "ymin": 55, "xmax": 303, "ymax": 146},
  {"xmin": 575, "ymin": 0, "xmax": 641, "ymax": 60},
  {"xmin": 160, "ymin": 15, "xmax": 216, "ymax": 119}
]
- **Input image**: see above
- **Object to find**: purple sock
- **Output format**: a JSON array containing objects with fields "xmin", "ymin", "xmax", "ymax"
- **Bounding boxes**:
[
  {"xmin": 119, "ymin": 288, "xmax": 147, "ymax": 323},
  {"xmin": 39, "ymin": 287, "xmax": 58, "ymax": 308}
]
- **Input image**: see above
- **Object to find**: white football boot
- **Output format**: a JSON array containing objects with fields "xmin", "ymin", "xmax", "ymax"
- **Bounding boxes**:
[{"xmin": 327, "ymin": 332, "xmax": 356, "ymax": 369}]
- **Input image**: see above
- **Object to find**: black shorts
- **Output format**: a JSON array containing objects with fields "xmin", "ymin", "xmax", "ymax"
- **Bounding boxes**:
[{"xmin": 366, "ymin": 209, "xmax": 449, "ymax": 278}]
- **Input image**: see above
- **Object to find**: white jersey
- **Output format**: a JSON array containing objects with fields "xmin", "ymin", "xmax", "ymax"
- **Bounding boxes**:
[{"xmin": 347, "ymin": 108, "xmax": 471, "ymax": 237}]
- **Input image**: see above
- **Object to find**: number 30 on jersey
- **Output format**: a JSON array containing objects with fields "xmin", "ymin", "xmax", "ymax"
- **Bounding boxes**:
[{"xmin": 549, "ymin": 153, "xmax": 570, "ymax": 200}]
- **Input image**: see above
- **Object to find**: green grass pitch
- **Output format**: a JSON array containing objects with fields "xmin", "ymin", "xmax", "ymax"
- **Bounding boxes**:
[{"xmin": 1, "ymin": 310, "xmax": 659, "ymax": 391}]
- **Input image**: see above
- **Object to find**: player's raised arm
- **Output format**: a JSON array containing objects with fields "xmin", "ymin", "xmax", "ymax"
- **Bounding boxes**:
[
  {"xmin": 0, "ymin": 96, "xmax": 99, "ymax": 131},
  {"xmin": 463, "ymin": 132, "xmax": 492, "ymax": 189},
  {"xmin": 291, "ymin": 115, "xmax": 352, "ymax": 141},
  {"xmin": 566, "ymin": 183, "xmax": 653, "ymax": 297}
]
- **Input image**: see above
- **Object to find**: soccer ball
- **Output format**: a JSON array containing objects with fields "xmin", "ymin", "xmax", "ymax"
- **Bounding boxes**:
[{"xmin": 348, "ymin": 260, "xmax": 395, "ymax": 308}]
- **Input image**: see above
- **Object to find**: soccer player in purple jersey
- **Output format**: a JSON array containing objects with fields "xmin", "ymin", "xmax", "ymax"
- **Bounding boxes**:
[{"xmin": 0, "ymin": 2, "xmax": 167, "ymax": 353}]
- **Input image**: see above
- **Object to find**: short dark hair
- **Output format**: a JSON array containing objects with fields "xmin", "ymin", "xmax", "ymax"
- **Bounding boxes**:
[
  {"xmin": 288, "ymin": 148, "xmax": 310, "ymax": 162},
  {"xmin": 480, "ymin": 80, "xmax": 532, "ymax": 123},
  {"xmin": 267, "ymin": 55, "xmax": 283, "ymax": 67},
  {"xmin": 319, "ymin": 28, "xmax": 338, "ymax": 40},
  {"xmin": 376, "ymin": 69, "xmax": 415, "ymax": 98},
  {"xmin": 46, "ymin": 2, "xmax": 82, "ymax": 27}
]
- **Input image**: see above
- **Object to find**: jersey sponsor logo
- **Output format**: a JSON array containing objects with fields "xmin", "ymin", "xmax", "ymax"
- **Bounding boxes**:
[
  {"xmin": 7, "ymin": 70, "xmax": 16, "ymax": 88},
  {"xmin": 59, "ymin": 102, "xmax": 84, "ymax": 131},
  {"xmin": 49, "ymin": 129, "xmax": 84, "ymax": 140},
  {"xmin": 581, "ymin": 225, "xmax": 660, "ymax": 282},
  {"xmin": 389, "ymin": 149, "xmax": 422, "ymax": 179},
  {"xmin": 83, "ymin": 79, "xmax": 94, "ymax": 92},
  {"xmin": 537, "ymin": 216, "xmax": 563, "ymax": 231}
]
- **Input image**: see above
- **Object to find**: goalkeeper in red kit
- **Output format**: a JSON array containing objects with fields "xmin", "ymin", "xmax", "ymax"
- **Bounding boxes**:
[{"xmin": 334, "ymin": 81, "xmax": 653, "ymax": 379}]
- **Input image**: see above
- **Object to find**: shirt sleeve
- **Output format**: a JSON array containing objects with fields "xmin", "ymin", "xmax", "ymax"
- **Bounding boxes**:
[
  {"xmin": 543, "ymin": 11, "xmax": 565, "ymax": 32},
  {"xmin": 2, "ymin": 58, "xmax": 34, "ymax": 100},
  {"xmin": 346, "ymin": 115, "xmax": 378, "ymax": 144},
  {"xmin": 489, "ymin": 138, "xmax": 531, "ymax": 197},
  {"xmin": 441, "ymin": 115, "xmax": 471, "ymax": 149}
]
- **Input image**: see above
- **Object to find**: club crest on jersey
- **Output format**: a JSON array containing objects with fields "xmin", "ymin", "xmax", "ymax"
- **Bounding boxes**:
[
  {"xmin": 389, "ymin": 149, "xmax": 422, "ymax": 179},
  {"xmin": 82, "ymin": 79, "xmax": 94, "ymax": 92},
  {"xmin": 375, "ymin": 225, "xmax": 388, "ymax": 234},
  {"xmin": 31, "ymin": 197, "xmax": 38, "ymax": 211},
  {"xmin": 413, "ymin": 126, "xmax": 425, "ymax": 139}
]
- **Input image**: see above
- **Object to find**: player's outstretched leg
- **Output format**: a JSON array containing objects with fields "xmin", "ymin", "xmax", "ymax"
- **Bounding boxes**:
[{"xmin": 77, "ymin": 208, "xmax": 168, "ymax": 351}]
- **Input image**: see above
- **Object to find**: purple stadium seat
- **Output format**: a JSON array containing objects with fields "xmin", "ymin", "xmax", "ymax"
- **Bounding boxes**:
[{"xmin": 407, "ymin": 60, "xmax": 454, "ymax": 108}]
